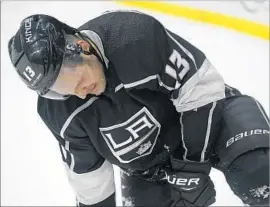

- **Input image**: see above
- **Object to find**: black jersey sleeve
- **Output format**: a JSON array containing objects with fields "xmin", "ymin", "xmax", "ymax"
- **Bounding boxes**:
[
  {"xmin": 37, "ymin": 100, "xmax": 115, "ymax": 206},
  {"xmin": 110, "ymin": 15, "xmax": 203, "ymax": 91},
  {"xmin": 54, "ymin": 130, "xmax": 116, "ymax": 206},
  {"xmin": 106, "ymin": 11, "xmax": 225, "ymax": 112}
]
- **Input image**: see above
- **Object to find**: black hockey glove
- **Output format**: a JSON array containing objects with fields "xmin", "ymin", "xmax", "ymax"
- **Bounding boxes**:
[{"xmin": 164, "ymin": 156, "xmax": 216, "ymax": 207}]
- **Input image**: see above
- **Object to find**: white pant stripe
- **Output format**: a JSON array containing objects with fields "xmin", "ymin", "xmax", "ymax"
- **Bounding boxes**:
[
  {"xmin": 200, "ymin": 102, "xmax": 217, "ymax": 162},
  {"xmin": 180, "ymin": 112, "xmax": 189, "ymax": 160},
  {"xmin": 225, "ymin": 85, "xmax": 235, "ymax": 96},
  {"xmin": 251, "ymin": 97, "xmax": 270, "ymax": 126}
]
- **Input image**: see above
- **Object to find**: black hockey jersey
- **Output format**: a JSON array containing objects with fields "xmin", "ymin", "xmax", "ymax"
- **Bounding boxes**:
[{"xmin": 37, "ymin": 11, "xmax": 225, "ymax": 206}]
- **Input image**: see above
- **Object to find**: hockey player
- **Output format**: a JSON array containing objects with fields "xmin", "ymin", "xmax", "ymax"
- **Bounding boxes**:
[{"xmin": 8, "ymin": 11, "xmax": 269, "ymax": 206}]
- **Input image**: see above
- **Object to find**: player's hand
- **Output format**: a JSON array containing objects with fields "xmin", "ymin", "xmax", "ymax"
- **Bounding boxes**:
[{"xmin": 164, "ymin": 157, "xmax": 216, "ymax": 206}]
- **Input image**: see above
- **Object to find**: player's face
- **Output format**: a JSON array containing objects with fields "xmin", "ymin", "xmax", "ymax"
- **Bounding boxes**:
[
  {"xmin": 51, "ymin": 41, "xmax": 106, "ymax": 99},
  {"xmin": 74, "ymin": 54, "xmax": 106, "ymax": 98}
]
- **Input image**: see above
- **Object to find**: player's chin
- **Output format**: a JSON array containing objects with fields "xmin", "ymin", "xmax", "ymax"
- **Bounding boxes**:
[
  {"xmin": 87, "ymin": 90, "xmax": 101, "ymax": 97},
  {"xmin": 94, "ymin": 86, "xmax": 106, "ymax": 96},
  {"xmin": 94, "ymin": 90, "xmax": 104, "ymax": 96},
  {"xmin": 77, "ymin": 94, "xmax": 87, "ymax": 99}
]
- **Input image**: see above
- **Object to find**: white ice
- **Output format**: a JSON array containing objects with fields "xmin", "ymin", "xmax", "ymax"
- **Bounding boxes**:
[{"xmin": 1, "ymin": 1, "xmax": 269, "ymax": 206}]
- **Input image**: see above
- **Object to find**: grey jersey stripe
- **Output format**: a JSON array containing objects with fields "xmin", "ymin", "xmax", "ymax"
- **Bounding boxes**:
[
  {"xmin": 172, "ymin": 59, "xmax": 225, "ymax": 112},
  {"xmin": 60, "ymin": 97, "xmax": 99, "ymax": 139},
  {"xmin": 64, "ymin": 160, "xmax": 115, "ymax": 205}
]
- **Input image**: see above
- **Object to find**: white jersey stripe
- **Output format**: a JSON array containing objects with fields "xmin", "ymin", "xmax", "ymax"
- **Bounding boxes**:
[
  {"xmin": 115, "ymin": 83, "xmax": 124, "ymax": 92},
  {"xmin": 60, "ymin": 97, "xmax": 99, "ymax": 170},
  {"xmin": 115, "ymin": 75, "xmax": 175, "ymax": 92},
  {"xmin": 60, "ymin": 97, "xmax": 99, "ymax": 139},
  {"xmin": 123, "ymin": 75, "xmax": 158, "ymax": 89}
]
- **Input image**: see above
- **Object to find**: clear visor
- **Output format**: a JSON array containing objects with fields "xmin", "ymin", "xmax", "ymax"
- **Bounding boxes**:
[{"xmin": 39, "ymin": 34, "xmax": 84, "ymax": 100}]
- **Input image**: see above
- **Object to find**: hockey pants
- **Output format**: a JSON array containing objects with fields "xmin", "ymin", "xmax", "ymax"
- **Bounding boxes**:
[{"xmin": 120, "ymin": 85, "xmax": 269, "ymax": 206}]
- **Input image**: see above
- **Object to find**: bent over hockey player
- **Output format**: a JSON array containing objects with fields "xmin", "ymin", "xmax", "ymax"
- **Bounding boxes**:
[{"xmin": 8, "ymin": 11, "xmax": 269, "ymax": 206}]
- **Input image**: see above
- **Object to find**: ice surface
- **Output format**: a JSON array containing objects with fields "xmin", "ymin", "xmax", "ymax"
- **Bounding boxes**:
[{"xmin": 1, "ymin": 1, "xmax": 268, "ymax": 206}]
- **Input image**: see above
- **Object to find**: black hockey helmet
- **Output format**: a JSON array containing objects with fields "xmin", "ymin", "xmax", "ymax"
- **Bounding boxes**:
[{"xmin": 8, "ymin": 14, "xmax": 79, "ymax": 100}]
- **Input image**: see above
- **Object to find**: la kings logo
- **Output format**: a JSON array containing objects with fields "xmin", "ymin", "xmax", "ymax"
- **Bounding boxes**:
[{"xmin": 99, "ymin": 107, "xmax": 161, "ymax": 163}]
